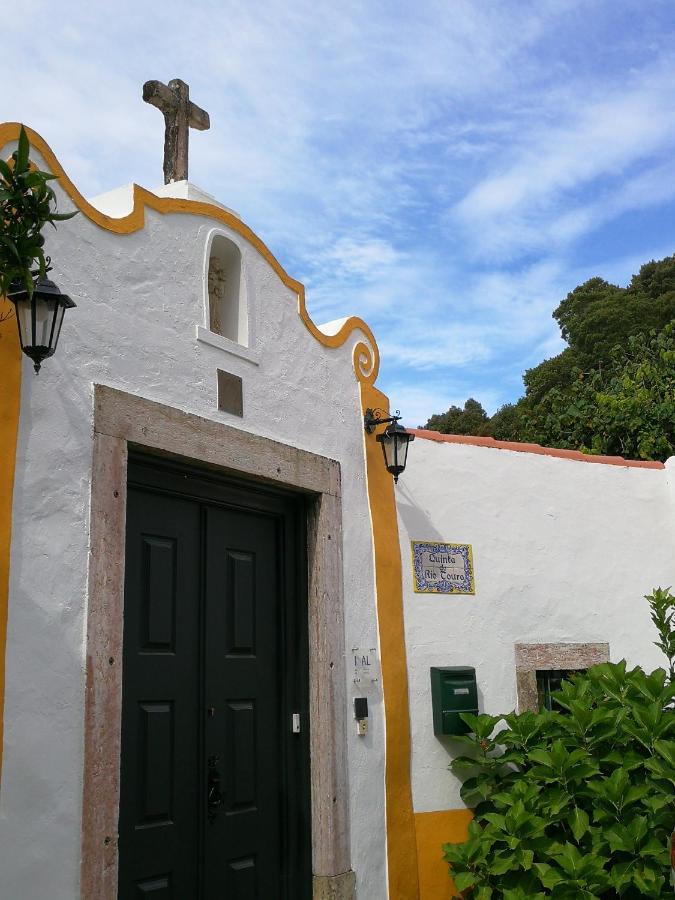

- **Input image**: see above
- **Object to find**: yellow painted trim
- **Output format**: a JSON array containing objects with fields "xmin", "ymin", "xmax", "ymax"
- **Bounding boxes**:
[
  {"xmin": 0, "ymin": 122, "xmax": 380, "ymax": 386},
  {"xmin": 360, "ymin": 381, "xmax": 420, "ymax": 898},
  {"xmin": 415, "ymin": 809, "xmax": 473, "ymax": 899},
  {"xmin": 0, "ymin": 311, "xmax": 21, "ymax": 780}
]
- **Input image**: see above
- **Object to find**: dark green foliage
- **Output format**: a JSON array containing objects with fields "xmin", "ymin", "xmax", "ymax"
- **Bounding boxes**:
[
  {"xmin": 0, "ymin": 125, "xmax": 76, "ymax": 298},
  {"xmin": 422, "ymin": 398, "xmax": 489, "ymax": 435},
  {"xmin": 480, "ymin": 400, "xmax": 531, "ymax": 442},
  {"xmin": 552, "ymin": 262, "xmax": 675, "ymax": 370},
  {"xmin": 627, "ymin": 257, "xmax": 675, "ymax": 302},
  {"xmin": 525, "ymin": 325, "xmax": 675, "ymax": 461},
  {"xmin": 523, "ymin": 350, "xmax": 577, "ymax": 406},
  {"xmin": 443, "ymin": 662, "xmax": 675, "ymax": 898}
]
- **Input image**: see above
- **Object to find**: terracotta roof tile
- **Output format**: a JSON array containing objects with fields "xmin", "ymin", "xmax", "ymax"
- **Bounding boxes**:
[{"xmin": 408, "ymin": 429, "xmax": 665, "ymax": 469}]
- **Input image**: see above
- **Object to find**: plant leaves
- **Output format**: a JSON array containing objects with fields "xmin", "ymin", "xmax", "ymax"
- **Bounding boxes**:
[{"xmin": 568, "ymin": 807, "xmax": 589, "ymax": 842}]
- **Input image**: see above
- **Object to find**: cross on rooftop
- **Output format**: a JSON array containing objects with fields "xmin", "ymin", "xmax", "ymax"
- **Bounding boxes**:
[{"xmin": 143, "ymin": 78, "xmax": 210, "ymax": 184}]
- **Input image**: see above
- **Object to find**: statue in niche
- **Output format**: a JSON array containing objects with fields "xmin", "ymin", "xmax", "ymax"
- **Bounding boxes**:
[{"xmin": 208, "ymin": 253, "xmax": 228, "ymax": 336}]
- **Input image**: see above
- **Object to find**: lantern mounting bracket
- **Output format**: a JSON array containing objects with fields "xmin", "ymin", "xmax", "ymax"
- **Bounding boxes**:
[{"xmin": 364, "ymin": 408, "xmax": 401, "ymax": 434}]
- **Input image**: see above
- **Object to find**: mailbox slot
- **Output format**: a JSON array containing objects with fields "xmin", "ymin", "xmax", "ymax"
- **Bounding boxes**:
[{"xmin": 430, "ymin": 666, "xmax": 478, "ymax": 736}]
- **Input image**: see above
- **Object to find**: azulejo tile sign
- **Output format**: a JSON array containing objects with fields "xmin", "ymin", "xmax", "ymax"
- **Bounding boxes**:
[{"xmin": 411, "ymin": 541, "xmax": 475, "ymax": 594}]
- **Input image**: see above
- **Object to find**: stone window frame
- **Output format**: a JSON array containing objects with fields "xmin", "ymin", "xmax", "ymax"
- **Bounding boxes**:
[
  {"xmin": 515, "ymin": 642, "xmax": 610, "ymax": 713},
  {"xmin": 81, "ymin": 385, "xmax": 355, "ymax": 899}
]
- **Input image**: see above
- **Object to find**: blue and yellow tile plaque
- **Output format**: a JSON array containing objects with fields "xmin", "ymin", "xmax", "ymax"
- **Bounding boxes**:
[{"xmin": 411, "ymin": 541, "xmax": 475, "ymax": 594}]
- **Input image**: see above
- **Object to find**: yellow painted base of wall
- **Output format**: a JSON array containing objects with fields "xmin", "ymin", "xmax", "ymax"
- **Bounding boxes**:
[{"xmin": 415, "ymin": 809, "xmax": 473, "ymax": 900}]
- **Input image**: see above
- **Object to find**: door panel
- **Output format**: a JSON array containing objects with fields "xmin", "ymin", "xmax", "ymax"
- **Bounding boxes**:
[
  {"xmin": 203, "ymin": 507, "xmax": 281, "ymax": 898},
  {"xmin": 118, "ymin": 489, "xmax": 201, "ymax": 899},
  {"xmin": 118, "ymin": 460, "xmax": 311, "ymax": 900},
  {"xmin": 224, "ymin": 550, "xmax": 256, "ymax": 654}
]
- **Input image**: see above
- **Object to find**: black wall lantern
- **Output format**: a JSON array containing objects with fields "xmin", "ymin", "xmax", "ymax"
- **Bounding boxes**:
[
  {"xmin": 8, "ymin": 278, "xmax": 76, "ymax": 373},
  {"xmin": 364, "ymin": 408, "xmax": 415, "ymax": 483}
]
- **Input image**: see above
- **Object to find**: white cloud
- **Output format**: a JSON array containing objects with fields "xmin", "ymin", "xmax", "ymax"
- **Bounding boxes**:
[
  {"xmin": 320, "ymin": 238, "xmax": 400, "ymax": 276},
  {"xmin": 452, "ymin": 60, "xmax": 675, "ymax": 259}
]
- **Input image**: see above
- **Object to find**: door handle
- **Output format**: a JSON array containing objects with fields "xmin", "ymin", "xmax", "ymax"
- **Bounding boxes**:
[{"xmin": 207, "ymin": 754, "xmax": 223, "ymax": 823}]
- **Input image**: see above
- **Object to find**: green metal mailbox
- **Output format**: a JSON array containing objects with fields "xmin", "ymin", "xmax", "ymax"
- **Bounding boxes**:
[{"xmin": 430, "ymin": 666, "xmax": 478, "ymax": 736}]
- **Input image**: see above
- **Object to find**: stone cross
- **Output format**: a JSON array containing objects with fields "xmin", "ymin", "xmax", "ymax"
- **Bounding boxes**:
[{"xmin": 142, "ymin": 78, "xmax": 210, "ymax": 184}]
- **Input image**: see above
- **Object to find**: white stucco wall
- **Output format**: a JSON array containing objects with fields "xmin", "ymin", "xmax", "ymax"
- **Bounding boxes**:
[
  {"xmin": 397, "ymin": 436, "xmax": 675, "ymax": 814},
  {"xmin": 0, "ymin": 145, "xmax": 386, "ymax": 899}
]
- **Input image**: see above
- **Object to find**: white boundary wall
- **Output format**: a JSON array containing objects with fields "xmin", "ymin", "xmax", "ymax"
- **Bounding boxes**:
[{"xmin": 397, "ymin": 435, "xmax": 675, "ymax": 813}]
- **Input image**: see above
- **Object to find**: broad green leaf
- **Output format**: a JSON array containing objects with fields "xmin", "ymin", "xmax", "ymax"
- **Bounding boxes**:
[
  {"xmin": 487, "ymin": 851, "xmax": 514, "ymax": 875},
  {"xmin": 528, "ymin": 748, "xmax": 553, "ymax": 768},
  {"xmin": 473, "ymin": 886, "xmax": 494, "ymax": 900},
  {"xmin": 16, "ymin": 125, "xmax": 29, "ymax": 171},
  {"xmin": 50, "ymin": 210, "xmax": 78, "ymax": 221},
  {"xmin": 644, "ymin": 756, "xmax": 675, "ymax": 785},
  {"xmin": 450, "ymin": 756, "xmax": 482, "ymax": 773},
  {"xmin": 633, "ymin": 867, "xmax": 665, "ymax": 897},
  {"xmin": 518, "ymin": 848, "xmax": 534, "ymax": 870},
  {"xmin": 460, "ymin": 712, "xmax": 501, "ymax": 740},
  {"xmin": 568, "ymin": 807, "xmax": 589, "ymax": 842},
  {"xmin": 653, "ymin": 738, "xmax": 675, "ymax": 768},
  {"xmin": 451, "ymin": 870, "xmax": 478, "ymax": 891},
  {"xmin": 534, "ymin": 862, "xmax": 565, "ymax": 889},
  {"xmin": 0, "ymin": 157, "xmax": 13, "ymax": 180},
  {"xmin": 481, "ymin": 813, "xmax": 506, "ymax": 831}
]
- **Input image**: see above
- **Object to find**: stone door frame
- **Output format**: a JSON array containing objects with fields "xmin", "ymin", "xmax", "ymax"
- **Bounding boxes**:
[{"xmin": 81, "ymin": 385, "xmax": 355, "ymax": 899}]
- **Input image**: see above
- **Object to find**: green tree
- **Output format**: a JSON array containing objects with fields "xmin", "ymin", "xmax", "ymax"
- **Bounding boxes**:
[
  {"xmin": 480, "ymin": 400, "xmax": 530, "ymax": 442},
  {"xmin": 628, "ymin": 256, "xmax": 675, "ymax": 302},
  {"xmin": 423, "ymin": 254, "xmax": 675, "ymax": 458},
  {"xmin": 423, "ymin": 398, "xmax": 489, "ymax": 435},
  {"xmin": 523, "ymin": 349, "xmax": 577, "ymax": 405},
  {"xmin": 527, "ymin": 325, "xmax": 675, "ymax": 461},
  {"xmin": 552, "ymin": 260, "xmax": 675, "ymax": 370}
]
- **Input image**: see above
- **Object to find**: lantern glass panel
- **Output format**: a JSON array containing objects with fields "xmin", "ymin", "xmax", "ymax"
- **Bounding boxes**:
[
  {"xmin": 35, "ymin": 296, "xmax": 58, "ymax": 348},
  {"xmin": 13, "ymin": 294, "xmax": 32, "ymax": 349},
  {"xmin": 380, "ymin": 431, "xmax": 396, "ymax": 470},
  {"xmin": 51, "ymin": 302, "xmax": 68, "ymax": 351},
  {"xmin": 396, "ymin": 432, "xmax": 411, "ymax": 469}
]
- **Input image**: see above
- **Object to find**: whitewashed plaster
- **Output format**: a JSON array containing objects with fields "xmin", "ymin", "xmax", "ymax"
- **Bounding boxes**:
[
  {"xmin": 397, "ymin": 436, "xmax": 675, "ymax": 814},
  {"xmin": 152, "ymin": 179, "xmax": 240, "ymax": 216},
  {"xmin": 89, "ymin": 180, "xmax": 239, "ymax": 218},
  {"xmin": 88, "ymin": 182, "xmax": 137, "ymax": 217},
  {"xmin": 0, "ymin": 151, "xmax": 385, "ymax": 900}
]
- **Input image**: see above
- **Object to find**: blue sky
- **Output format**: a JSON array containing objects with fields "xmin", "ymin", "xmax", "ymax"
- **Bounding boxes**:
[{"xmin": 5, "ymin": 1, "xmax": 675, "ymax": 425}]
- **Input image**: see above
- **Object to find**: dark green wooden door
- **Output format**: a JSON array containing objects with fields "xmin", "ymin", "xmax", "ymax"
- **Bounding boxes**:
[{"xmin": 118, "ymin": 458, "xmax": 311, "ymax": 899}]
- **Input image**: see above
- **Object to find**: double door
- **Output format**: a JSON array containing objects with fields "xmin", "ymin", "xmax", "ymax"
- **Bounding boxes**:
[{"xmin": 117, "ymin": 457, "xmax": 311, "ymax": 899}]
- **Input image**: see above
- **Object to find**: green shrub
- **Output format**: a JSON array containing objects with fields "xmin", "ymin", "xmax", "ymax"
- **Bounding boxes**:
[
  {"xmin": 0, "ymin": 124, "xmax": 75, "ymax": 299},
  {"xmin": 646, "ymin": 587, "xmax": 675, "ymax": 686},
  {"xmin": 444, "ymin": 662, "xmax": 675, "ymax": 898}
]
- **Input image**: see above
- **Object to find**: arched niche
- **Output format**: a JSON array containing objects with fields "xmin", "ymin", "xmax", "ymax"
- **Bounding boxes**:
[{"xmin": 206, "ymin": 232, "xmax": 248, "ymax": 346}]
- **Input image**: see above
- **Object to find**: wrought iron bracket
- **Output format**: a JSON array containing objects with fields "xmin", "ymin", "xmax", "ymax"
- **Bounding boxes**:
[{"xmin": 363, "ymin": 407, "xmax": 401, "ymax": 434}]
